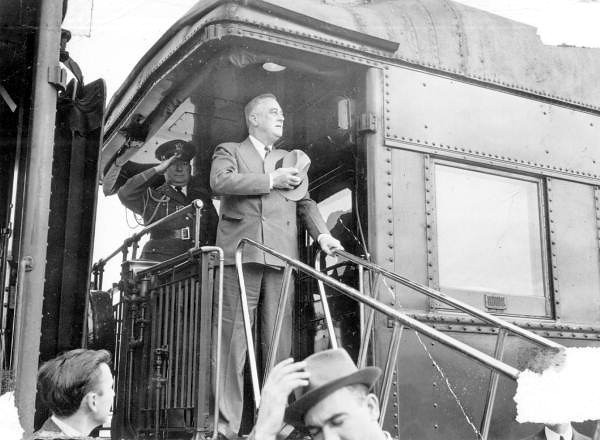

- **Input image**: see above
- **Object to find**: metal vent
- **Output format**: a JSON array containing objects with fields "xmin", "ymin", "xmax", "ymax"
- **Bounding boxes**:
[{"xmin": 484, "ymin": 294, "xmax": 507, "ymax": 311}]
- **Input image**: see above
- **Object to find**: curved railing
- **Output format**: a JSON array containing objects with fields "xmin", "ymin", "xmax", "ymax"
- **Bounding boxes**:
[
  {"xmin": 314, "ymin": 249, "xmax": 563, "ymax": 438},
  {"xmin": 234, "ymin": 238, "xmax": 556, "ymax": 415},
  {"xmin": 91, "ymin": 199, "xmax": 204, "ymax": 290}
]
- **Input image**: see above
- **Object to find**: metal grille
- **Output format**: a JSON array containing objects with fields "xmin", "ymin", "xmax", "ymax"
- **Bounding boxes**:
[
  {"xmin": 114, "ymin": 253, "xmax": 216, "ymax": 439},
  {"xmin": 148, "ymin": 277, "xmax": 201, "ymax": 417}
]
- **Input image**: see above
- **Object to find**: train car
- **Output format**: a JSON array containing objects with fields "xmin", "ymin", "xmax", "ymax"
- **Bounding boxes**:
[{"xmin": 98, "ymin": 1, "xmax": 600, "ymax": 439}]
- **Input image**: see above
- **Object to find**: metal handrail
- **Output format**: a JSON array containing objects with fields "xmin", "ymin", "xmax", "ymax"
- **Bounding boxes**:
[
  {"xmin": 234, "ymin": 238, "xmax": 523, "ymax": 412},
  {"xmin": 91, "ymin": 199, "xmax": 204, "ymax": 289},
  {"xmin": 317, "ymin": 249, "xmax": 563, "ymax": 350},
  {"xmin": 314, "ymin": 249, "xmax": 565, "ymax": 438}
]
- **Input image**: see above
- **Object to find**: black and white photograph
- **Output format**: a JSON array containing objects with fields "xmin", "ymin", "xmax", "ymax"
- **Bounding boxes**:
[{"xmin": 1, "ymin": 1, "xmax": 600, "ymax": 439}]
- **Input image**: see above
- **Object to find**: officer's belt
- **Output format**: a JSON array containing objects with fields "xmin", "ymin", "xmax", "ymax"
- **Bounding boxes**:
[{"xmin": 150, "ymin": 227, "xmax": 191, "ymax": 241}]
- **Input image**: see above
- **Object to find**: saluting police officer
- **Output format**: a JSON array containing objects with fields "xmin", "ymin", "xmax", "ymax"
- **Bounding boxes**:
[{"xmin": 118, "ymin": 140, "xmax": 218, "ymax": 261}]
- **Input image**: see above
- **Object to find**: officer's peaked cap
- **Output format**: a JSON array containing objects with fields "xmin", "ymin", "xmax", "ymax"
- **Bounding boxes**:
[{"xmin": 155, "ymin": 140, "xmax": 195, "ymax": 162}]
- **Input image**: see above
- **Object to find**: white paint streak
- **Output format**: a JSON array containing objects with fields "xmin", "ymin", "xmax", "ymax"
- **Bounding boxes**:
[
  {"xmin": 0, "ymin": 392, "xmax": 24, "ymax": 440},
  {"xmin": 515, "ymin": 347, "xmax": 600, "ymax": 423}
]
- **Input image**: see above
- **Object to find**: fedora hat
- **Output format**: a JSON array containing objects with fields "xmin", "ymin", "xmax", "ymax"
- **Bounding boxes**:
[
  {"xmin": 284, "ymin": 348, "xmax": 381, "ymax": 427},
  {"xmin": 264, "ymin": 149, "xmax": 311, "ymax": 201}
]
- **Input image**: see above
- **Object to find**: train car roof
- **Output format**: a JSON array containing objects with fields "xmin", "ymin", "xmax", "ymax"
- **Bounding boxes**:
[{"xmin": 103, "ymin": 0, "xmax": 600, "ymax": 180}]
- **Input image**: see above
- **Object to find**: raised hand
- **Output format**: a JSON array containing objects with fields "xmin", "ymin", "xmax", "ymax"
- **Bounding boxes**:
[
  {"xmin": 154, "ymin": 154, "xmax": 179, "ymax": 175},
  {"xmin": 251, "ymin": 359, "xmax": 310, "ymax": 440}
]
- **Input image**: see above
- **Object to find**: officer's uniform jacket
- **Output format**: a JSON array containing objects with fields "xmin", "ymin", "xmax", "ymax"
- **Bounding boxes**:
[
  {"xmin": 210, "ymin": 137, "xmax": 329, "ymax": 266},
  {"xmin": 118, "ymin": 167, "xmax": 218, "ymax": 261}
]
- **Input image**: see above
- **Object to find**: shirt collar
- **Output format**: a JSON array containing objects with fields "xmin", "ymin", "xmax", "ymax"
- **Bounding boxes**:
[
  {"xmin": 545, "ymin": 425, "xmax": 573, "ymax": 440},
  {"xmin": 51, "ymin": 415, "xmax": 87, "ymax": 437},
  {"xmin": 249, "ymin": 135, "xmax": 272, "ymax": 159},
  {"xmin": 170, "ymin": 185, "xmax": 187, "ymax": 195}
]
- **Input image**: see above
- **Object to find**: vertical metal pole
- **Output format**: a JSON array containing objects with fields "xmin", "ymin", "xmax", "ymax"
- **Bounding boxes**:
[
  {"xmin": 193, "ymin": 200, "xmax": 203, "ymax": 249},
  {"xmin": 265, "ymin": 264, "xmax": 294, "ymax": 378},
  {"xmin": 13, "ymin": 0, "xmax": 62, "ymax": 433},
  {"xmin": 357, "ymin": 274, "xmax": 382, "ymax": 368},
  {"xmin": 314, "ymin": 251, "xmax": 338, "ymax": 349},
  {"xmin": 378, "ymin": 323, "xmax": 403, "ymax": 425},
  {"xmin": 479, "ymin": 328, "xmax": 507, "ymax": 439},
  {"xmin": 362, "ymin": 66, "xmax": 385, "ymax": 371},
  {"xmin": 209, "ymin": 248, "xmax": 224, "ymax": 440},
  {"xmin": 358, "ymin": 264, "xmax": 365, "ymax": 349},
  {"xmin": 235, "ymin": 250, "xmax": 261, "ymax": 408}
]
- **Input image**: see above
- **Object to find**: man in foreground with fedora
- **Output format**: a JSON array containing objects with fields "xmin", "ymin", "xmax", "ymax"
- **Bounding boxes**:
[
  {"xmin": 210, "ymin": 93, "xmax": 342, "ymax": 439},
  {"xmin": 118, "ymin": 139, "xmax": 218, "ymax": 261},
  {"xmin": 250, "ymin": 348, "xmax": 390, "ymax": 440}
]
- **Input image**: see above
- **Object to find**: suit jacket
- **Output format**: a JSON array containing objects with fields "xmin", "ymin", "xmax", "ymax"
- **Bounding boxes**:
[
  {"xmin": 118, "ymin": 167, "xmax": 218, "ymax": 260},
  {"xmin": 521, "ymin": 427, "xmax": 592, "ymax": 440},
  {"xmin": 210, "ymin": 138, "xmax": 329, "ymax": 266}
]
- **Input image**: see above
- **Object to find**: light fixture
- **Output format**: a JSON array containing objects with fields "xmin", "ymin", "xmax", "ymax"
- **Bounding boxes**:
[{"xmin": 262, "ymin": 62, "xmax": 287, "ymax": 72}]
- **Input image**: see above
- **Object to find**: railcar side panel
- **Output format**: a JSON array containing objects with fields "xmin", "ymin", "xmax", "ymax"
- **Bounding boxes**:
[
  {"xmin": 550, "ymin": 179, "xmax": 600, "ymax": 323},
  {"xmin": 383, "ymin": 67, "xmax": 600, "ymax": 183}
]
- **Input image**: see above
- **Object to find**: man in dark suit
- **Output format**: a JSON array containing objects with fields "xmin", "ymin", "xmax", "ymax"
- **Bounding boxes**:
[
  {"xmin": 210, "ymin": 93, "xmax": 342, "ymax": 438},
  {"xmin": 520, "ymin": 423, "xmax": 591, "ymax": 440},
  {"xmin": 118, "ymin": 139, "xmax": 218, "ymax": 261},
  {"xmin": 34, "ymin": 349, "xmax": 114, "ymax": 437}
]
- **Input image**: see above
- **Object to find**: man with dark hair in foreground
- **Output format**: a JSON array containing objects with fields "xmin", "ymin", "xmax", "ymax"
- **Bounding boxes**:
[
  {"xmin": 250, "ymin": 348, "xmax": 392, "ymax": 440},
  {"xmin": 35, "ymin": 349, "xmax": 114, "ymax": 437}
]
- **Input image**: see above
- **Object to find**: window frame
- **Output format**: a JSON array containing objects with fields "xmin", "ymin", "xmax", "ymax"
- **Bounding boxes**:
[{"xmin": 426, "ymin": 158, "xmax": 553, "ymax": 318}]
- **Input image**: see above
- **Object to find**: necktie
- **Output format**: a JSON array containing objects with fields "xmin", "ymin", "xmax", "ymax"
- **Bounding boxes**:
[
  {"xmin": 264, "ymin": 146, "xmax": 271, "ymax": 158},
  {"xmin": 174, "ymin": 186, "xmax": 186, "ymax": 198}
]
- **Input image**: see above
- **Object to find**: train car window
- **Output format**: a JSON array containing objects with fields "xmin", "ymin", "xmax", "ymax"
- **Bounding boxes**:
[{"xmin": 432, "ymin": 161, "xmax": 551, "ymax": 317}]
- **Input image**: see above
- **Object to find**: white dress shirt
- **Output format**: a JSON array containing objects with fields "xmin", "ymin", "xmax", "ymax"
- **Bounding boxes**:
[
  {"xmin": 51, "ymin": 415, "xmax": 87, "ymax": 437},
  {"xmin": 545, "ymin": 425, "xmax": 573, "ymax": 440},
  {"xmin": 171, "ymin": 185, "xmax": 187, "ymax": 196},
  {"xmin": 248, "ymin": 135, "xmax": 272, "ymax": 160},
  {"xmin": 249, "ymin": 135, "xmax": 273, "ymax": 188}
]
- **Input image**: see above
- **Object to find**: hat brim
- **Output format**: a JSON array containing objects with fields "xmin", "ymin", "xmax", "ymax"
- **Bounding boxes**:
[
  {"xmin": 277, "ymin": 177, "xmax": 308, "ymax": 201},
  {"xmin": 284, "ymin": 366, "xmax": 381, "ymax": 427},
  {"xmin": 264, "ymin": 150, "xmax": 309, "ymax": 201}
]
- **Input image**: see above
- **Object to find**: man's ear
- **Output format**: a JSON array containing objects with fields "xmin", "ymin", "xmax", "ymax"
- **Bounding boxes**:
[
  {"xmin": 81, "ymin": 392, "xmax": 96, "ymax": 413},
  {"xmin": 248, "ymin": 113, "xmax": 258, "ymax": 127},
  {"xmin": 366, "ymin": 393, "xmax": 380, "ymax": 422}
]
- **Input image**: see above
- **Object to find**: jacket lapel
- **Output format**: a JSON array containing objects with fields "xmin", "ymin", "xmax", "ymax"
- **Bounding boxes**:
[{"xmin": 239, "ymin": 137, "xmax": 266, "ymax": 174}]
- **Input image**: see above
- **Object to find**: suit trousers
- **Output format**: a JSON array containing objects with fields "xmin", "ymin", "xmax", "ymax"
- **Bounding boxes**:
[{"xmin": 213, "ymin": 263, "xmax": 294, "ymax": 436}]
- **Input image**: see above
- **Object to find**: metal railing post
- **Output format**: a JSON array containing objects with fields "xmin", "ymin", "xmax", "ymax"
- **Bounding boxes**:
[
  {"xmin": 357, "ymin": 273, "xmax": 382, "ymax": 368},
  {"xmin": 314, "ymin": 253, "xmax": 339, "ymax": 349},
  {"xmin": 480, "ymin": 328, "xmax": 508, "ymax": 439},
  {"xmin": 234, "ymin": 249, "xmax": 262, "ymax": 408},
  {"xmin": 193, "ymin": 200, "xmax": 203, "ymax": 249},
  {"xmin": 379, "ymin": 323, "xmax": 404, "ymax": 426},
  {"xmin": 265, "ymin": 264, "xmax": 294, "ymax": 377}
]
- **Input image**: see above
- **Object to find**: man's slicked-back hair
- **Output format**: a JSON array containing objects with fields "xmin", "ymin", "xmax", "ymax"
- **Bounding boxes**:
[
  {"xmin": 37, "ymin": 349, "xmax": 112, "ymax": 418},
  {"xmin": 244, "ymin": 93, "xmax": 278, "ymax": 126}
]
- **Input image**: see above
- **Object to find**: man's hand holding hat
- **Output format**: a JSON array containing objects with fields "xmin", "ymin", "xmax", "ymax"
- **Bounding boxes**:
[
  {"xmin": 251, "ymin": 359, "xmax": 310, "ymax": 440},
  {"xmin": 271, "ymin": 167, "xmax": 302, "ymax": 190}
]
